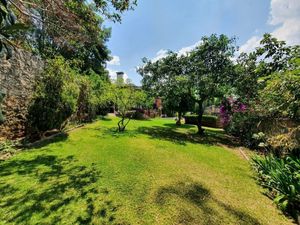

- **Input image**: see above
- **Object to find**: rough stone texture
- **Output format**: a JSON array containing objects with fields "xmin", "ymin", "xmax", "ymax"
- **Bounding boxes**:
[{"xmin": 0, "ymin": 49, "xmax": 44, "ymax": 139}]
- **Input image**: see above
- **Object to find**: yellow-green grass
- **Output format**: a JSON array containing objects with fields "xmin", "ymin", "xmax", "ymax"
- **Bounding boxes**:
[{"xmin": 0, "ymin": 117, "xmax": 294, "ymax": 224}]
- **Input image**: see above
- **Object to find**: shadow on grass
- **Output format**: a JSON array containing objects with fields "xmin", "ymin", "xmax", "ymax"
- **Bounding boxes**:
[
  {"xmin": 0, "ymin": 155, "xmax": 118, "ymax": 224},
  {"xmin": 99, "ymin": 116, "xmax": 113, "ymax": 121},
  {"xmin": 92, "ymin": 126, "xmax": 140, "ymax": 139},
  {"xmin": 156, "ymin": 181, "xmax": 261, "ymax": 225},
  {"xmin": 24, "ymin": 132, "xmax": 69, "ymax": 150},
  {"xmin": 137, "ymin": 123, "xmax": 239, "ymax": 147}
]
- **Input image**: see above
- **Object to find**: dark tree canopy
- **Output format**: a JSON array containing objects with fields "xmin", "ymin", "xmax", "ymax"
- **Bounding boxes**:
[
  {"xmin": 139, "ymin": 34, "xmax": 236, "ymax": 134},
  {"xmin": 1, "ymin": 0, "xmax": 137, "ymax": 72}
]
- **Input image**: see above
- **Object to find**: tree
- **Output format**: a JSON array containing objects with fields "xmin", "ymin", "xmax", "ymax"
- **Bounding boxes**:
[
  {"xmin": 13, "ymin": 0, "xmax": 110, "ymax": 72},
  {"xmin": 234, "ymin": 52, "xmax": 259, "ymax": 102},
  {"xmin": 76, "ymin": 72, "xmax": 111, "ymax": 122},
  {"xmin": 2, "ymin": 0, "xmax": 136, "ymax": 72},
  {"xmin": 258, "ymin": 58, "xmax": 300, "ymax": 119},
  {"xmin": 255, "ymin": 33, "xmax": 298, "ymax": 76},
  {"xmin": 140, "ymin": 34, "xmax": 236, "ymax": 134},
  {"xmin": 225, "ymin": 34, "xmax": 300, "ymax": 148},
  {"xmin": 27, "ymin": 57, "xmax": 79, "ymax": 138},
  {"xmin": 139, "ymin": 52, "xmax": 192, "ymax": 125},
  {"xmin": 186, "ymin": 34, "xmax": 236, "ymax": 134},
  {"xmin": 234, "ymin": 34, "xmax": 300, "ymax": 103},
  {"xmin": 110, "ymin": 83, "xmax": 145, "ymax": 132}
]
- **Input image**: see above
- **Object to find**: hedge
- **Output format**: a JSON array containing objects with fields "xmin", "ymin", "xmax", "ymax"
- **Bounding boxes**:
[{"xmin": 184, "ymin": 114, "xmax": 221, "ymax": 128}]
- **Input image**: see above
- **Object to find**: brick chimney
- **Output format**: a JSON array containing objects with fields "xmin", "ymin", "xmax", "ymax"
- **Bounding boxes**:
[{"xmin": 116, "ymin": 72, "xmax": 124, "ymax": 84}]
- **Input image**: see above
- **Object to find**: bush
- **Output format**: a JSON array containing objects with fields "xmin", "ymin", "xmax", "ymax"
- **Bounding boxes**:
[
  {"xmin": 0, "ymin": 140, "xmax": 20, "ymax": 158},
  {"xmin": 258, "ymin": 60, "xmax": 300, "ymax": 119},
  {"xmin": 75, "ymin": 71, "xmax": 112, "ymax": 122},
  {"xmin": 267, "ymin": 126, "xmax": 300, "ymax": 157},
  {"xmin": 76, "ymin": 76, "xmax": 111, "ymax": 122},
  {"xmin": 86, "ymin": 71, "xmax": 112, "ymax": 116},
  {"xmin": 27, "ymin": 57, "xmax": 79, "ymax": 138},
  {"xmin": 76, "ymin": 77, "xmax": 96, "ymax": 122},
  {"xmin": 224, "ymin": 111, "xmax": 260, "ymax": 148},
  {"xmin": 184, "ymin": 114, "xmax": 219, "ymax": 128},
  {"xmin": 252, "ymin": 155, "xmax": 300, "ymax": 221}
]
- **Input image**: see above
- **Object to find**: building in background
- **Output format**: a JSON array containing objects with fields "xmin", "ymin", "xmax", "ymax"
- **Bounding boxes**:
[{"xmin": 116, "ymin": 71, "xmax": 124, "ymax": 84}]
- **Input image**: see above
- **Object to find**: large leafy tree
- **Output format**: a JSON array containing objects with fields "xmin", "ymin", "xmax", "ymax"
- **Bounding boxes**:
[
  {"xmin": 1, "ymin": 0, "xmax": 137, "ymax": 72},
  {"xmin": 255, "ymin": 33, "xmax": 298, "ymax": 76},
  {"xmin": 234, "ymin": 52, "xmax": 259, "ymax": 102},
  {"xmin": 234, "ymin": 34, "xmax": 300, "ymax": 102},
  {"xmin": 139, "ymin": 52, "xmax": 192, "ymax": 125},
  {"xmin": 186, "ymin": 34, "xmax": 235, "ymax": 134},
  {"xmin": 223, "ymin": 34, "xmax": 300, "ymax": 149},
  {"xmin": 258, "ymin": 58, "xmax": 300, "ymax": 119},
  {"xmin": 27, "ymin": 56, "xmax": 80, "ymax": 138},
  {"xmin": 139, "ymin": 34, "xmax": 236, "ymax": 134}
]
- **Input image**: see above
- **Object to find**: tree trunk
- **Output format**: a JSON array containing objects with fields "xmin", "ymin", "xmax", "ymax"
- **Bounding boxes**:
[
  {"xmin": 176, "ymin": 111, "xmax": 182, "ymax": 126},
  {"xmin": 118, "ymin": 117, "xmax": 125, "ymax": 132},
  {"xmin": 197, "ymin": 100, "xmax": 205, "ymax": 135},
  {"xmin": 117, "ymin": 113, "xmax": 133, "ymax": 132}
]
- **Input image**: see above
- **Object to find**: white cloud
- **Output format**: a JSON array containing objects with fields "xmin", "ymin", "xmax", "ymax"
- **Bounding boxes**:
[
  {"xmin": 107, "ymin": 68, "xmax": 128, "ymax": 81},
  {"xmin": 107, "ymin": 55, "xmax": 120, "ymax": 66},
  {"xmin": 272, "ymin": 19, "xmax": 300, "ymax": 45},
  {"xmin": 269, "ymin": 0, "xmax": 300, "ymax": 45},
  {"xmin": 268, "ymin": 0, "xmax": 300, "ymax": 26},
  {"xmin": 152, "ymin": 40, "xmax": 203, "ymax": 62},
  {"xmin": 239, "ymin": 36, "xmax": 261, "ymax": 54},
  {"xmin": 239, "ymin": 0, "xmax": 300, "ymax": 54},
  {"xmin": 152, "ymin": 49, "xmax": 169, "ymax": 62},
  {"xmin": 178, "ymin": 40, "xmax": 202, "ymax": 56}
]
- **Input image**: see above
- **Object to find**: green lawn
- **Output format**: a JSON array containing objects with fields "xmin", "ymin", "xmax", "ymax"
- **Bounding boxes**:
[{"xmin": 0, "ymin": 117, "xmax": 294, "ymax": 225}]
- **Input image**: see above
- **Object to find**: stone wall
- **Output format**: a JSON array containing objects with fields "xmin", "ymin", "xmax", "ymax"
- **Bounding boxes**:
[{"xmin": 0, "ymin": 49, "xmax": 44, "ymax": 139}]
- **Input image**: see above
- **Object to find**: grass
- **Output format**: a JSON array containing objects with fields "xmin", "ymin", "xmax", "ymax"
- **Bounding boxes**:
[{"xmin": 0, "ymin": 117, "xmax": 294, "ymax": 225}]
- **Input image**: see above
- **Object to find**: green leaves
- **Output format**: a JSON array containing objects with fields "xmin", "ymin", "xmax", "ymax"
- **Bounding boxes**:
[
  {"xmin": 93, "ymin": 0, "xmax": 137, "ymax": 22},
  {"xmin": 258, "ymin": 60, "xmax": 300, "ymax": 119},
  {"xmin": 27, "ymin": 57, "xmax": 81, "ymax": 135},
  {"xmin": 1, "ymin": 23, "xmax": 28, "ymax": 33},
  {"xmin": 252, "ymin": 155, "xmax": 300, "ymax": 219},
  {"xmin": 139, "ymin": 34, "xmax": 236, "ymax": 113},
  {"xmin": 0, "ymin": 1, "xmax": 28, "ymax": 59}
]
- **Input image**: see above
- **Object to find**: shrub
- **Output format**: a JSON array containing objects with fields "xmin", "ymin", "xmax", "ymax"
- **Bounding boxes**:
[
  {"xmin": 252, "ymin": 155, "xmax": 300, "ymax": 221},
  {"xmin": 86, "ymin": 71, "xmax": 112, "ymax": 116},
  {"xmin": 258, "ymin": 60, "xmax": 300, "ymax": 120},
  {"xmin": 76, "ymin": 77, "xmax": 96, "ymax": 122},
  {"xmin": 219, "ymin": 97, "xmax": 261, "ymax": 147},
  {"xmin": 0, "ymin": 140, "xmax": 19, "ymax": 157},
  {"xmin": 267, "ymin": 126, "xmax": 300, "ymax": 157},
  {"xmin": 184, "ymin": 114, "xmax": 219, "ymax": 128},
  {"xmin": 220, "ymin": 97, "xmax": 247, "ymax": 126},
  {"xmin": 224, "ymin": 111, "xmax": 260, "ymax": 148},
  {"xmin": 27, "ymin": 57, "xmax": 79, "ymax": 138},
  {"xmin": 75, "ymin": 71, "xmax": 112, "ymax": 122}
]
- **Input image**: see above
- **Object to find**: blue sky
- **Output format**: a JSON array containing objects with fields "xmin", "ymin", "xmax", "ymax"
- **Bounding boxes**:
[{"xmin": 105, "ymin": 0, "xmax": 300, "ymax": 84}]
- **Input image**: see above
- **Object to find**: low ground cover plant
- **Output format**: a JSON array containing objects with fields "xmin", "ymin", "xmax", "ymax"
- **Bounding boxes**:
[{"xmin": 252, "ymin": 155, "xmax": 300, "ymax": 222}]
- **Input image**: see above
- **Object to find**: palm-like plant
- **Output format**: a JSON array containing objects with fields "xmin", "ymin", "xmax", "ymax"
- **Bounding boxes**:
[{"xmin": 252, "ymin": 155, "xmax": 300, "ymax": 221}]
